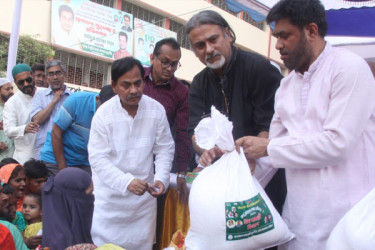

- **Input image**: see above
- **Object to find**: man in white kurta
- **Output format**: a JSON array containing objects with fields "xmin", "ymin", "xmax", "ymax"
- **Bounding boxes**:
[
  {"xmin": 88, "ymin": 57, "xmax": 174, "ymax": 250},
  {"xmin": 236, "ymin": 0, "xmax": 375, "ymax": 249},
  {"xmin": 3, "ymin": 64, "xmax": 39, "ymax": 164}
]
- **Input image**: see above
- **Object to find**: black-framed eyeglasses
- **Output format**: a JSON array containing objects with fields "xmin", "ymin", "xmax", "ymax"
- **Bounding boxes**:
[
  {"xmin": 17, "ymin": 77, "xmax": 33, "ymax": 86},
  {"xmin": 156, "ymin": 56, "xmax": 181, "ymax": 70},
  {"xmin": 47, "ymin": 70, "xmax": 64, "ymax": 78}
]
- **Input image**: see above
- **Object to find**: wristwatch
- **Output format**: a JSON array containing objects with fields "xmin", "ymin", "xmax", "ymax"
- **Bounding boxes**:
[{"xmin": 177, "ymin": 173, "xmax": 186, "ymax": 178}]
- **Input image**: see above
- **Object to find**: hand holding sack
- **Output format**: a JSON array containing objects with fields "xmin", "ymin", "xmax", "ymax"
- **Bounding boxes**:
[{"xmin": 185, "ymin": 106, "xmax": 294, "ymax": 250}]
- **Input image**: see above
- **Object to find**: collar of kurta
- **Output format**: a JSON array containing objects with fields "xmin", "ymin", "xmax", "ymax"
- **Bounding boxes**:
[
  {"xmin": 144, "ymin": 66, "xmax": 173, "ymax": 88},
  {"xmin": 296, "ymin": 42, "xmax": 332, "ymax": 79},
  {"xmin": 45, "ymin": 85, "xmax": 70, "ymax": 96}
]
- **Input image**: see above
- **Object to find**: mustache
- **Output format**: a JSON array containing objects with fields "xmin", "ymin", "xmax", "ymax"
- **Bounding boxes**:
[
  {"xmin": 205, "ymin": 52, "xmax": 222, "ymax": 62},
  {"xmin": 126, "ymin": 94, "xmax": 142, "ymax": 100},
  {"xmin": 22, "ymin": 85, "xmax": 33, "ymax": 91},
  {"xmin": 280, "ymin": 49, "xmax": 288, "ymax": 56}
]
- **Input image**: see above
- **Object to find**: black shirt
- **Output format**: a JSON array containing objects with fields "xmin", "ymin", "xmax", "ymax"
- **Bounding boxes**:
[{"xmin": 188, "ymin": 47, "xmax": 282, "ymax": 139}]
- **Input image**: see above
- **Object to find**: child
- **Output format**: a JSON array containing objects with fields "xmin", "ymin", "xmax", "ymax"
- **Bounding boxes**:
[
  {"xmin": 24, "ymin": 159, "xmax": 48, "ymax": 195},
  {"xmin": 23, "ymin": 193, "xmax": 42, "ymax": 239}
]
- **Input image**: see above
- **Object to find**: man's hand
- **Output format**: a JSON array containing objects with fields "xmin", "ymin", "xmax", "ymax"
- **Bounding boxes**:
[
  {"xmin": 148, "ymin": 180, "xmax": 165, "ymax": 197},
  {"xmin": 235, "ymin": 136, "xmax": 270, "ymax": 159},
  {"xmin": 25, "ymin": 235, "xmax": 42, "ymax": 249},
  {"xmin": 176, "ymin": 175, "xmax": 188, "ymax": 203},
  {"xmin": 200, "ymin": 146, "xmax": 226, "ymax": 167},
  {"xmin": 0, "ymin": 142, "xmax": 7, "ymax": 150},
  {"xmin": 127, "ymin": 179, "xmax": 149, "ymax": 196},
  {"xmin": 52, "ymin": 88, "xmax": 65, "ymax": 104},
  {"xmin": 24, "ymin": 121, "xmax": 40, "ymax": 133},
  {"xmin": 192, "ymin": 166, "xmax": 203, "ymax": 173}
]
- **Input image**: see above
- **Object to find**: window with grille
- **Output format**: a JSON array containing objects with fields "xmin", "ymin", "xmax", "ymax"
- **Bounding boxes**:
[
  {"xmin": 211, "ymin": 0, "xmax": 264, "ymax": 30},
  {"xmin": 211, "ymin": 0, "xmax": 237, "ymax": 16},
  {"xmin": 121, "ymin": 1, "xmax": 165, "ymax": 27},
  {"xmin": 169, "ymin": 20, "xmax": 191, "ymax": 50},
  {"xmin": 54, "ymin": 50, "xmax": 109, "ymax": 89},
  {"xmin": 67, "ymin": 66, "xmax": 82, "ymax": 86},
  {"xmin": 242, "ymin": 12, "xmax": 265, "ymax": 30}
]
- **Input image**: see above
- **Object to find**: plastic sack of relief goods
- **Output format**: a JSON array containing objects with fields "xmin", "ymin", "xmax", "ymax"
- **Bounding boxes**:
[
  {"xmin": 326, "ymin": 187, "xmax": 375, "ymax": 250},
  {"xmin": 185, "ymin": 106, "xmax": 294, "ymax": 250}
]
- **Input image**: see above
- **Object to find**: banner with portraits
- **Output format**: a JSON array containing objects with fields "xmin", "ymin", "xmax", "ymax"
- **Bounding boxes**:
[
  {"xmin": 51, "ymin": 0, "xmax": 133, "ymax": 60},
  {"xmin": 133, "ymin": 18, "xmax": 177, "ymax": 66}
]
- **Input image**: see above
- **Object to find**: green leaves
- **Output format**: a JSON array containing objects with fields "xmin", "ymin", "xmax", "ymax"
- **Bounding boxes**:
[{"xmin": 0, "ymin": 33, "xmax": 55, "ymax": 75}]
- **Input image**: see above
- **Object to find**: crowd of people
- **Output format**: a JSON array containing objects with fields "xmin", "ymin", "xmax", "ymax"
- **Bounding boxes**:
[{"xmin": 1, "ymin": 0, "xmax": 375, "ymax": 249}]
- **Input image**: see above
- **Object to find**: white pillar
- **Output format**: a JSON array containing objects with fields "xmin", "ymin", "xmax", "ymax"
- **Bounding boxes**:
[{"xmin": 6, "ymin": 0, "xmax": 24, "ymax": 81}]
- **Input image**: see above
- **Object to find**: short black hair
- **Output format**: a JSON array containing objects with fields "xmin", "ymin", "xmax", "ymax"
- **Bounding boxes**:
[
  {"xmin": 111, "ymin": 57, "xmax": 145, "ymax": 84},
  {"xmin": 2, "ymin": 184, "xmax": 15, "ymax": 195},
  {"xmin": 119, "ymin": 31, "xmax": 128, "ymax": 41},
  {"xmin": 153, "ymin": 38, "xmax": 180, "ymax": 56},
  {"xmin": 124, "ymin": 14, "xmax": 130, "ymax": 20},
  {"xmin": 186, "ymin": 10, "xmax": 236, "ymax": 44},
  {"xmin": 266, "ymin": 0, "xmax": 328, "ymax": 37},
  {"xmin": 24, "ymin": 159, "xmax": 48, "ymax": 179},
  {"xmin": 99, "ymin": 85, "xmax": 116, "ymax": 104},
  {"xmin": 0, "ymin": 158, "xmax": 19, "ymax": 169},
  {"xmin": 59, "ymin": 4, "xmax": 74, "ymax": 19},
  {"xmin": 25, "ymin": 193, "xmax": 42, "ymax": 208},
  {"xmin": 31, "ymin": 63, "xmax": 45, "ymax": 73}
]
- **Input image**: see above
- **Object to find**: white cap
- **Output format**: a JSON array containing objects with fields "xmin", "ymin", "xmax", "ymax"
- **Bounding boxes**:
[{"xmin": 0, "ymin": 78, "xmax": 11, "ymax": 87}]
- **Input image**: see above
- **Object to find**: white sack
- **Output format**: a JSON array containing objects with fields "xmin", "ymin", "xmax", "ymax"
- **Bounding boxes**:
[
  {"xmin": 326, "ymin": 187, "xmax": 375, "ymax": 250},
  {"xmin": 186, "ymin": 106, "xmax": 293, "ymax": 250}
]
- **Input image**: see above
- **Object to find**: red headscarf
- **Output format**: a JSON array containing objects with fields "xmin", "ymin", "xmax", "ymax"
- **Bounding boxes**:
[
  {"xmin": 0, "ymin": 163, "xmax": 25, "ymax": 211},
  {"xmin": 0, "ymin": 164, "xmax": 19, "ymax": 184}
]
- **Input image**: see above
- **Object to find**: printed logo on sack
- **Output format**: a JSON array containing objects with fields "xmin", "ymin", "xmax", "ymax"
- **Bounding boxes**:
[{"xmin": 225, "ymin": 193, "xmax": 275, "ymax": 241}]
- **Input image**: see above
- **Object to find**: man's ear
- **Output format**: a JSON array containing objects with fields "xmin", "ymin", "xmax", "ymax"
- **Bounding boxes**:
[
  {"xmin": 111, "ymin": 80, "xmax": 117, "ymax": 94},
  {"xmin": 150, "ymin": 54, "xmax": 155, "ymax": 64},
  {"xmin": 95, "ymin": 95, "xmax": 101, "ymax": 107},
  {"xmin": 224, "ymin": 27, "xmax": 233, "ymax": 43},
  {"xmin": 305, "ymin": 22, "xmax": 319, "ymax": 39}
]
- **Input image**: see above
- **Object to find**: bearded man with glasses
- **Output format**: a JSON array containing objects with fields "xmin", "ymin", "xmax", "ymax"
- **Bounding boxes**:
[
  {"xmin": 30, "ymin": 59, "xmax": 71, "ymax": 160},
  {"xmin": 3, "ymin": 64, "xmax": 39, "ymax": 164}
]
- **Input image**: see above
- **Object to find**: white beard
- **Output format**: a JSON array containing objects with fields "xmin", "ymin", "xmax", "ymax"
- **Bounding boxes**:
[{"xmin": 206, "ymin": 54, "xmax": 226, "ymax": 70}]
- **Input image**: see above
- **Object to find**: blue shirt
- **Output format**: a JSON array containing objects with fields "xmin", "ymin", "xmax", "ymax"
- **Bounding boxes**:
[
  {"xmin": 41, "ymin": 91, "xmax": 97, "ymax": 166},
  {"xmin": 31, "ymin": 86, "xmax": 71, "ymax": 159}
]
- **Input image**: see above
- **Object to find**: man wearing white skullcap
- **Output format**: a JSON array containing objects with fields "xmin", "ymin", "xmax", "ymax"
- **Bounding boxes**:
[{"xmin": 0, "ymin": 78, "xmax": 15, "ymax": 160}]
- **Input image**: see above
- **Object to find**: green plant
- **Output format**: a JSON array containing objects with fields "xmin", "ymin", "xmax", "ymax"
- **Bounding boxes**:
[{"xmin": 0, "ymin": 33, "xmax": 55, "ymax": 72}]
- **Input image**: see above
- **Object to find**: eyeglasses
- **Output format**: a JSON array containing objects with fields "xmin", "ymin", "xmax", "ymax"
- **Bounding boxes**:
[
  {"xmin": 156, "ymin": 56, "xmax": 181, "ymax": 70},
  {"xmin": 47, "ymin": 70, "xmax": 64, "ymax": 78},
  {"xmin": 17, "ymin": 77, "xmax": 33, "ymax": 86}
]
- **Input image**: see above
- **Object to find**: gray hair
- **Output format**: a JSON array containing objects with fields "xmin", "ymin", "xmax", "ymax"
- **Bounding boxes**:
[
  {"xmin": 185, "ymin": 10, "xmax": 236, "ymax": 44},
  {"xmin": 45, "ymin": 59, "xmax": 67, "ymax": 73}
]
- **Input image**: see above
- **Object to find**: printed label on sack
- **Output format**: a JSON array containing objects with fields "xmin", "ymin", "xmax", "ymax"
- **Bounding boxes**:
[
  {"xmin": 185, "ymin": 172, "xmax": 199, "ymax": 184},
  {"xmin": 225, "ymin": 193, "xmax": 274, "ymax": 241}
]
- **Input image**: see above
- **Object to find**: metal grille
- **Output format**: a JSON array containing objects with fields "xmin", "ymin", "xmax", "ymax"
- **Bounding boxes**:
[
  {"xmin": 242, "ymin": 12, "xmax": 265, "ymax": 30},
  {"xmin": 90, "ymin": 0, "xmax": 115, "ymax": 8},
  {"xmin": 211, "ymin": 0, "xmax": 264, "ymax": 30},
  {"xmin": 121, "ymin": 1, "xmax": 165, "ymax": 27},
  {"xmin": 54, "ymin": 50, "xmax": 109, "ymax": 89},
  {"xmin": 169, "ymin": 20, "xmax": 191, "ymax": 50},
  {"xmin": 211, "ymin": 0, "xmax": 237, "ymax": 16}
]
